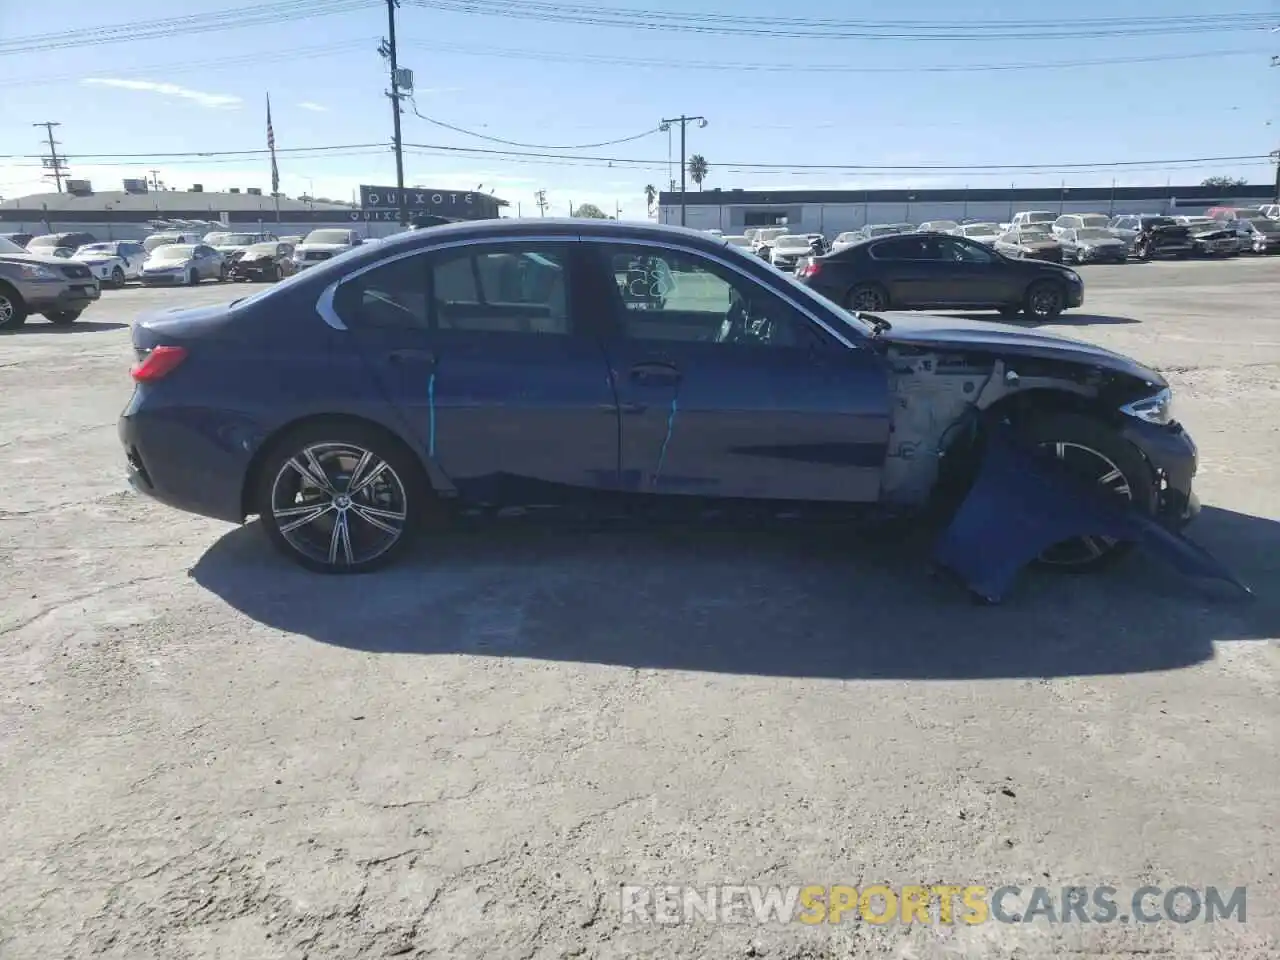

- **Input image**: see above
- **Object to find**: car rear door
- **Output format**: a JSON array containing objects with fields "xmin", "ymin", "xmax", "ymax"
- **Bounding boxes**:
[
  {"xmin": 582, "ymin": 240, "xmax": 890, "ymax": 502},
  {"xmin": 865, "ymin": 235, "xmax": 934, "ymax": 307},
  {"xmin": 334, "ymin": 238, "xmax": 621, "ymax": 502}
]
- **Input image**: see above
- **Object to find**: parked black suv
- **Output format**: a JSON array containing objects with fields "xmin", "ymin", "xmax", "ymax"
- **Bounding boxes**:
[
  {"xmin": 1109, "ymin": 216, "xmax": 1190, "ymax": 260},
  {"xmin": 796, "ymin": 232, "xmax": 1084, "ymax": 320}
]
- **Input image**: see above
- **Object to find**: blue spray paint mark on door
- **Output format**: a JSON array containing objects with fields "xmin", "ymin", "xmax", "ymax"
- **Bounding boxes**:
[
  {"xmin": 427, "ymin": 371, "xmax": 437, "ymax": 457},
  {"xmin": 652, "ymin": 396, "xmax": 678, "ymax": 488}
]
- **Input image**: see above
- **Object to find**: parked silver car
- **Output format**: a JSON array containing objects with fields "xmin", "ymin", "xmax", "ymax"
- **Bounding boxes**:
[{"xmin": 139, "ymin": 243, "xmax": 227, "ymax": 286}]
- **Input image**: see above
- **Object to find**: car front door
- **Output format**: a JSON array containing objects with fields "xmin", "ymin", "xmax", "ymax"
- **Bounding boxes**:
[
  {"xmin": 864, "ymin": 235, "xmax": 933, "ymax": 307},
  {"xmin": 334, "ymin": 240, "xmax": 621, "ymax": 502},
  {"xmin": 913, "ymin": 235, "xmax": 1014, "ymax": 307},
  {"xmin": 583, "ymin": 241, "xmax": 890, "ymax": 502}
]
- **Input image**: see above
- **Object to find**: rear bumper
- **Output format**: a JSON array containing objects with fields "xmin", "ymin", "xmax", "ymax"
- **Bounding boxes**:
[{"xmin": 119, "ymin": 393, "xmax": 256, "ymax": 524}]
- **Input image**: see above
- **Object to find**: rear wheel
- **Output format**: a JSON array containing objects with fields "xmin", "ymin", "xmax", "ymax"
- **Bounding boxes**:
[
  {"xmin": 256, "ymin": 421, "xmax": 428, "ymax": 573},
  {"xmin": 845, "ymin": 283, "xmax": 888, "ymax": 312},
  {"xmin": 0, "ymin": 284, "xmax": 27, "ymax": 332},
  {"xmin": 187, "ymin": 269, "xmax": 199, "ymax": 286},
  {"xmin": 110, "ymin": 266, "xmax": 126, "ymax": 287},
  {"xmin": 1018, "ymin": 411, "xmax": 1157, "ymax": 571},
  {"xmin": 218, "ymin": 264, "xmax": 228, "ymax": 282},
  {"xmin": 44, "ymin": 310, "xmax": 81, "ymax": 326}
]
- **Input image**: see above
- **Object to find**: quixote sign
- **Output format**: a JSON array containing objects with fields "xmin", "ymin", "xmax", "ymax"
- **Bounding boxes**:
[{"xmin": 358, "ymin": 185, "xmax": 501, "ymax": 220}]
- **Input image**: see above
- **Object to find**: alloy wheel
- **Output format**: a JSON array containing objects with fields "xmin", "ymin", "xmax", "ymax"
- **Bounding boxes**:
[
  {"xmin": 0, "ymin": 295, "xmax": 12, "ymax": 323},
  {"xmin": 269, "ymin": 442, "xmax": 409, "ymax": 569},
  {"xmin": 1036, "ymin": 441, "xmax": 1133, "ymax": 566},
  {"xmin": 849, "ymin": 287, "xmax": 885, "ymax": 312},
  {"xmin": 1029, "ymin": 285, "xmax": 1063, "ymax": 319}
]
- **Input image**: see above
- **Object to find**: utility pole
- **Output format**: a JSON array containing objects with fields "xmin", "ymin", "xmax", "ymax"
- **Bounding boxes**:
[
  {"xmin": 615, "ymin": 200, "xmax": 621, "ymax": 220},
  {"xmin": 378, "ymin": 0, "xmax": 407, "ymax": 226},
  {"xmin": 535, "ymin": 190, "xmax": 548, "ymax": 217},
  {"xmin": 660, "ymin": 115, "xmax": 707, "ymax": 227},
  {"xmin": 34, "ymin": 122, "xmax": 69, "ymax": 193}
]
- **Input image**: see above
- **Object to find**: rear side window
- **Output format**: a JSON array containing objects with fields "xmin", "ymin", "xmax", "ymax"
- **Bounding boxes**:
[
  {"xmin": 869, "ymin": 236, "xmax": 928, "ymax": 260},
  {"xmin": 335, "ymin": 244, "xmax": 571, "ymax": 335}
]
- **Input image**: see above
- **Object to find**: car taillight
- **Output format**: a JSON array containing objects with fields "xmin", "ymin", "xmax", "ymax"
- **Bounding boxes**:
[
  {"xmin": 130, "ymin": 345, "xmax": 187, "ymax": 382},
  {"xmin": 797, "ymin": 260, "xmax": 822, "ymax": 280}
]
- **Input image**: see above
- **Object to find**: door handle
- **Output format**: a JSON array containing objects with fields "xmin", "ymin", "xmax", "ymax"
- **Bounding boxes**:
[
  {"xmin": 388, "ymin": 348, "xmax": 437, "ymax": 366},
  {"xmin": 629, "ymin": 361, "xmax": 680, "ymax": 386}
]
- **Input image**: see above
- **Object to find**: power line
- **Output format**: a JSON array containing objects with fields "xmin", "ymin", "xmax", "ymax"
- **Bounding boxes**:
[
  {"xmin": 404, "ymin": 1, "xmax": 1274, "ymax": 42},
  {"xmin": 0, "ymin": 0, "xmax": 376, "ymax": 55},
  {"xmin": 407, "ymin": 40, "xmax": 1271, "ymax": 75},
  {"xmin": 407, "ymin": 94, "xmax": 662, "ymax": 149}
]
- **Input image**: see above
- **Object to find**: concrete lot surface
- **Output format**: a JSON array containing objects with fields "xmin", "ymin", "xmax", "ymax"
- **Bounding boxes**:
[{"xmin": 1, "ymin": 260, "xmax": 1278, "ymax": 959}]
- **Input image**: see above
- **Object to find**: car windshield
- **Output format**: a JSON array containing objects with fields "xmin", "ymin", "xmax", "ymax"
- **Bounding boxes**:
[
  {"xmin": 75, "ymin": 243, "xmax": 117, "ymax": 254},
  {"xmin": 0, "ymin": 236, "xmax": 25, "ymax": 253},
  {"xmin": 27, "ymin": 236, "xmax": 60, "ymax": 248},
  {"xmin": 723, "ymin": 236, "xmax": 751, "ymax": 247},
  {"xmin": 962, "ymin": 224, "xmax": 998, "ymax": 236},
  {"xmin": 207, "ymin": 233, "xmax": 260, "ymax": 245},
  {"xmin": 1076, "ymin": 229, "xmax": 1113, "ymax": 241},
  {"xmin": 773, "ymin": 236, "xmax": 812, "ymax": 251},
  {"xmin": 866, "ymin": 225, "xmax": 901, "ymax": 237},
  {"xmin": 154, "ymin": 245, "xmax": 196, "ymax": 260},
  {"xmin": 926, "ymin": 221, "xmax": 958, "ymax": 231},
  {"xmin": 1019, "ymin": 224, "xmax": 1053, "ymax": 236},
  {"xmin": 1021, "ymin": 212, "xmax": 1056, "ymax": 223},
  {"xmin": 246, "ymin": 242, "xmax": 280, "ymax": 254},
  {"xmin": 1143, "ymin": 217, "xmax": 1176, "ymax": 227},
  {"xmin": 1250, "ymin": 219, "xmax": 1280, "ymax": 233},
  {"xmin": 304, "ymin": 230, "xmax": 353, "ymax": 245}
]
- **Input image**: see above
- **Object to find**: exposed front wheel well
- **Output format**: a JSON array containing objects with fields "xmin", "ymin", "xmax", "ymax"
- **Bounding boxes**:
[{"xmin": 240, "ymin": 414, "xmax": 432, "ymax": 520}]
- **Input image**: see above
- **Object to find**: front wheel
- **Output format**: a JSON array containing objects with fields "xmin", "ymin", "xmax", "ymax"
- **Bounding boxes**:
[
  {"xmin": 187, "ymin": 270, "xmax": 199, "ymax": 286},
  {"xmin": 110, "ymin": 266, "xmax": 126, "ymax": 287},
  {"xmin": 256, "ymin": 422, "xmax": 427, "ymax": 573},
  {"xmin": 44, "ymin": 310, "xmax": 81, "ymax": 326},
  {"xmin": 217, "ymin": 264, "xmax": 228, "ymax": 282},
  {"xmin": 1019, "ymin": 411, "xmax": 1157, "ymax": 571},
  {"xmin": 0, "ymin": 285, "xmax": 28, "ymax": 331},
  {"xmin": 1023, "ymin": 280, "xmax": 1065, "ymax": 320}
]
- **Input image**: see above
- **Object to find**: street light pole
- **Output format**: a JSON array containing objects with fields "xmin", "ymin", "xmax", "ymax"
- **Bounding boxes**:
[{"xmin": 660, "ymin": 115, "xmax": 707, "ymax": 227}]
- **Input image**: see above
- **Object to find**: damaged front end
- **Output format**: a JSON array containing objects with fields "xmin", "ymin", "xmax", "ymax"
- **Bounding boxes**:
[{"xmin": 873, "ymin": 335, "xmax": 1242, "ymax": 602}]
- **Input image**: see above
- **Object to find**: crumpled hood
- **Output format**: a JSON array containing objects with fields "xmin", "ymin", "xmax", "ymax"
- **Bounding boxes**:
[
  {"xmin": 0, "ymin": 251, "xmax": 74, "ymax": 268},
  {"xmin": 876, "ymin": 312, "xmax": 1165, "ymax": 385}
]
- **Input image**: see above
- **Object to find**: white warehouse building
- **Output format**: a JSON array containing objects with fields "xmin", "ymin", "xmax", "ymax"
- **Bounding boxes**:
[{"xmin": 657, "ymin": 184, "xmax": 1277, "ymax": 238}]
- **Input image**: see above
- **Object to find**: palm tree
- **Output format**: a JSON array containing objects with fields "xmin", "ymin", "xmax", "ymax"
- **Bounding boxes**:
[
  {"xmin": 687, "ymin": 155, "xmax": 709, "ymax": 191},
  {"xmin": 644, "ymin": 184, "xmax": 657, "ymax": 215}
]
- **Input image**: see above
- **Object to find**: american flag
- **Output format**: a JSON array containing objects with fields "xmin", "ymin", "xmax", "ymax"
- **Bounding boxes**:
[{"xmin": 267, "ymin": 94, "xmax": 279, "ymax": 195}]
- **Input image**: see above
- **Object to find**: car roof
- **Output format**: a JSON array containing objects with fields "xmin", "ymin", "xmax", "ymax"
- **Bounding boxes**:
[{"xmin": 363, "ymin": 217, "xmax": 736, "ymax": 256}]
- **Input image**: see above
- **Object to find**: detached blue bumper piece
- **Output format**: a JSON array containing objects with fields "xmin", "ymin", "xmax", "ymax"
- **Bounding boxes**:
[{"xmin": 932, "ymin": 429, "xmax": 1251, "ymax": 603}]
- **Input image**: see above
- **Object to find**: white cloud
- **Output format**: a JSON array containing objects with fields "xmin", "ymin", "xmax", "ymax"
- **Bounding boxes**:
[
  {"xmin": 80, "ymin": 78, "xmax": 242, "ymax": 110},
  {"xmin": 297, "ymin": 102, "xmax": 328, "ymax": 113}
]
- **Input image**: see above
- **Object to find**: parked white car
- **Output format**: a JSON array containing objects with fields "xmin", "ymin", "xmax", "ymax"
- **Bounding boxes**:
[
  {"xmin": 1051, "ymin": 213, "xmax": 1112, "ymax": 238},
  {"xmin": 722, "ymin": 235, "xmax": 752, "ymax": 250},
  {"xmin": 70, "ymin": 240, "xmax": 147, "ymax": 287},
  {"xmin": 1010, "ymin": 210, "xmax": 1058, "ymax": 229},
  {"xmin": 139, "ymin": 243, "xmax": 227, "ymax": 286},
  {"xmin": 769, "ymin": 234, "xmax": 818, "ymax": 271},
  {"xmin": 956, "ymin": 222, "xmax": 1004, "ymax": 245},
  {"xmin": 917, "ymin": 220, "xmax": 960, "ymax": 234},
  {"xmin": 291, "ymin": 228, "xmax": 363, "ymax": 269},
  {"xmin": 142, "ymin": 231, "xmax": 204, "ymax": 253},
  {"xmin": 830, "ymin": 231, "xmax": 863, "ymax": 253},
  {"xmin": 203, "ymin": 231, "xmax": 278, "ymax": 261}
]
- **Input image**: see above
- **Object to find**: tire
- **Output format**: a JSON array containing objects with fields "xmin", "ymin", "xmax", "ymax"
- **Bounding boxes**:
[
  {"xmin": 217, "ymin": 264, "xmax": 228, "ymax": 282},
  {"xmin": 255, "ymin": 420, "xmax": 428, "ymax": 573},
  {"xmin": 845, "ymin": 283, "xmax": 888, "ymax": 312},
  {"xmin": 110, "ymin": 266, "xmax": 126, "ymax": 288},
  {"xmin": 44, "ymin": 310, "xmax": 81, "ymax": 326},
  {"xmin": 1023, "ymin": 280, "xmax": 1065, "ymax": 320},
  {"xmin": 1017, "ymin": 411, "xmax": 1158, "ymax": 572},
  {"xmin": 187, "ymin": 270, "xmax": 199, "ymax": 286},
  {"xmin": 0, "ymin": 283, "xmax": 28, "ymax": 332}
]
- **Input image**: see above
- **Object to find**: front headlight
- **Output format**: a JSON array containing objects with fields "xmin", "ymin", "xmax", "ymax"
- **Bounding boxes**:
[
  {"xmin": 1120, "ymin": 387, "xmax": 1173, "ymax": 425},
  {"xmin": 16, "ymin": 263, "xmax": 60, "ymax": 280}
]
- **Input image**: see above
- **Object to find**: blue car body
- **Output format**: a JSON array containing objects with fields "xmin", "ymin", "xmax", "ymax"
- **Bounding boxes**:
[{"xmin": 119, "ymin": 218, "xmax": 1201, "ymax": 584}]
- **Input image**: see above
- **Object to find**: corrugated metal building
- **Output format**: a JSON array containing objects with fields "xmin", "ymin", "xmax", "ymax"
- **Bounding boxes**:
[{"xmin": 657, "ymin": 183, "xmax": 1278, "ymax": 237}]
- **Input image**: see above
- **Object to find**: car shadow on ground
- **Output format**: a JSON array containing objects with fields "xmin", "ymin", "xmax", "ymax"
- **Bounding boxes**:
[
  {"xmin": 15, "ymin": 321, "xmax": 129, "ymax": 334},
  {"xmin": 950, "ymin": 312, "xmax": 1140, "ymax": 327},
  {"xmin": 190, "ymin": 505, "xmax": 1278, "ymax": 681}
]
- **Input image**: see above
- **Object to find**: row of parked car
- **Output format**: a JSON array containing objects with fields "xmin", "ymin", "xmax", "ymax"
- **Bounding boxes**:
[
  {"xmin": 712, "ymin": 203, "xmax": 1280, "ymax": 275},
  {"xmin": 0, "ymin": 227, "xmax": 371, "ymax": 330}
]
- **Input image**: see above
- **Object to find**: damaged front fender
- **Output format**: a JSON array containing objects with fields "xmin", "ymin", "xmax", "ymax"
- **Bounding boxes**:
[{"xmin": 932, "ymin": 427, "xmax": 1250, "ymax": 603}]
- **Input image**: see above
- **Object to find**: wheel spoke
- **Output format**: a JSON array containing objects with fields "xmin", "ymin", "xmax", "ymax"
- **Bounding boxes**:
[
  {"xmin": 287, "ymin": 449, "xmax": 335, "ymax": 493},
  {"xmin": 1080, "ymin": 536, "xmax": 1106, "ymax": 558},
  {"xmin": 348, "ymin": 459, "xmax": 389, "ymax": 496},
  {"xmin": 346, "ymin": 450, "xmax": 374, "ymax": 491},
  {"xmin": 328, "ymin": 511, "xmax": 354, "ymax": 565},
  {"xmin": 350, "ymin": 503, "xmax": 404, "ymax": 536},
  {"xmin": 1054, "ymin": 442, "xmax": 1066, "ymax": 459},
  {"xmin": 1097, "ymin": 467, "xmax": 1123, "ymax": 484},
  {"xmin": 278, "ymin": 502, "xmax": 334, "ymax": 534}
]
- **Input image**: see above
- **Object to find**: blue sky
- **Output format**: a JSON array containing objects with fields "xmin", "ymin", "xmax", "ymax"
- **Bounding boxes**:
[{"xmin": 0, "ymin": 0, "xmax": 1275, "ymax": 219}]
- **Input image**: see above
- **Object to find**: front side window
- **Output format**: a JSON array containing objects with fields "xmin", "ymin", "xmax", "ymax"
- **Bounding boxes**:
[
  {"xmin": 603, "ymin": 246, "xmax": 809, "ymax": 348},
  {"xmin": 869, "ymin": 236, "xmax": 929, "ymax": 260},
  {"xmin": 931, "ymin": 237, "xmax": 995, "ymax": 263}
]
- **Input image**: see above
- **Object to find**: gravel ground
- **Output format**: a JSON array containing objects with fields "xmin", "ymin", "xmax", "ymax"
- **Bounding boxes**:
[{"xmin": 1, "ymin": 259, "xmax": 1278, "ymax": 959}]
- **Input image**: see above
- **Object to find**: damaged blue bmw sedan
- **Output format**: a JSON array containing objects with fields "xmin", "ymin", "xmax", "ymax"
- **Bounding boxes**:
[{"xmin": 119, "ymin": 219, "xmax": 1199, "ymax": 579}]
